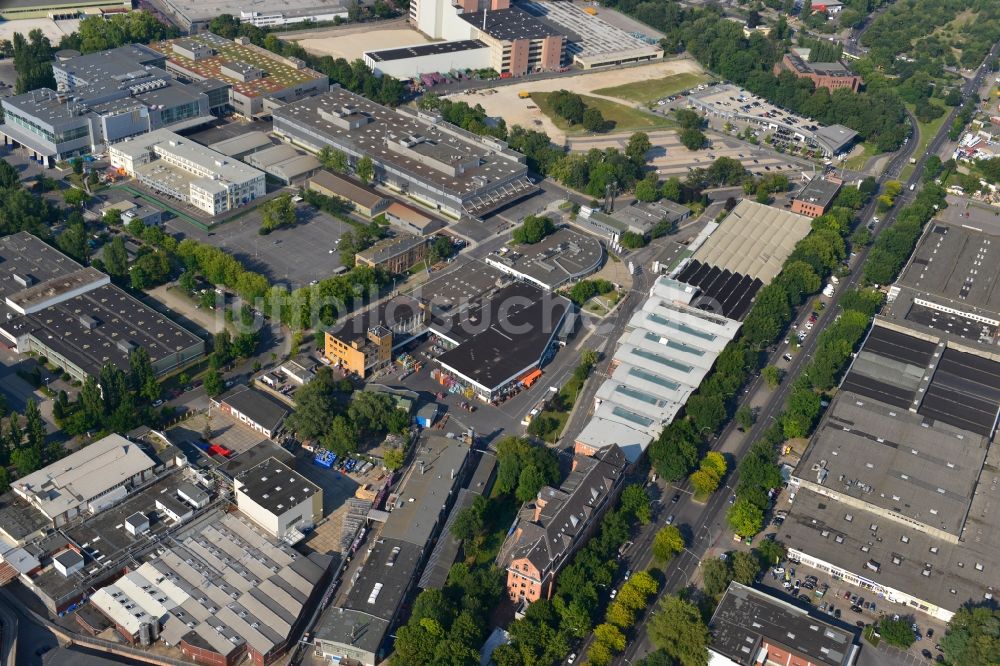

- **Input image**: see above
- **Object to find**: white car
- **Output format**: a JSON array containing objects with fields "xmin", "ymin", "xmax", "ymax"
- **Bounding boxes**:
[
  {"xmin": 567, "ymin": 654, "xmax": 577, "ymax": 664},
  {"xmin": 610, "ymin": 588, "xmax": 618, "ymax": 599}
]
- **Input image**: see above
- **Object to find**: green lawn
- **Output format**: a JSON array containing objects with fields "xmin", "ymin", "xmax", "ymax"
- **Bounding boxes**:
[
  {"xmin": 843, "ymin": 141, "xmax": 879, "ymax": 172},
  {"xmin": 903, "ymin": 101, "xmax": 951, "ymax": 180},
  {"xmin": 532, "ymin": 92, "xmax": 675, "ymax": 135},
  {"xmin": 592, "ymin": 72, "xmax": 711, "ymax": 105}
]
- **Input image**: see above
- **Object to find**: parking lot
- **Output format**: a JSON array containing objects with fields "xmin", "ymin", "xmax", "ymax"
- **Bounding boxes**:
[{"xmin": 165, "ymin": 202, "xmax": 350, "ymax": 287}]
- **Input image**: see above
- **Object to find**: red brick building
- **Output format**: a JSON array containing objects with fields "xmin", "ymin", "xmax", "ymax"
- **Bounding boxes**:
[
  {"xmin": 498, "ymin": 446, "xmax": 627, "ymax": 603},
  {"xmin": 790, "ymin": 176, "xmax": 843, "ymax": 218},
  {"xmin": 775, "ymin": 53, "xmax": 861, "ymax": 93}
]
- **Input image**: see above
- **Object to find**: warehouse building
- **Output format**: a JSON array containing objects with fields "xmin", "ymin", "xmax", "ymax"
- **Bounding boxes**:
[
  {"xmin": 364, "ymin": 40, "xmax": 491, "ymax": 79},
  {"xmin": 791, "ymin": 176, "xmax": 842, "ymax": 218},
  {"xmin": 147, "ymin": 33, "xmax": 329, "ymax": 118},
  {"xmin": 211, "ymin": 385, "xmax": 290, "ymax": 440},
  {"xmin": 0, "ymin": 232, "xmax": 205, "ymax": 383},
  {"xmin": 110, "ymin": 128, "xmax": 266, "ymax": 215},
  {"xmin": 52, "ymin": 44, "xmax": 166, "ymax": 90},
  {"xmin": 154, "ymin": 0, "xmax": 348, "ymax": 31},
  {"xmin": 89, "ymin": 511, "xmax": 333, "ymax": 665},
  {"xmin": 208, "ymin": 131, "xmax": 274, "ymax": 159},
  {"xmin": 272, "ymin": 85, "xmax": 536, "ymax": 219},
  {"xmin": 458, "ymin": 8, "xmax": 566, "ymax": 76},
  {"xmin": 234, "ymin": 457, "xmax": 322, "ymax": 542},
  {"xmin": 243, "ymin": 144, "xmax": 320, "ymax": 184},
  {"xmin": 498, "ymin": 445, "xmax": 627, "ymax": 603},
  {"xmin": 0, "ymin": 62, "xmax": 219, "ymax": 167},
  {"xmin": 325, "ymin": 295, "xmax": 430, "ymax": 377},
  {"xmin": 385, "ymin": 201, "xmax": 444, "ymax": 235},
  {"xmin": 577, "ymin": 200, "xmax": 689, "ymax": 240},
  {"xmin": 11, "ymin": 433, "xmax": 156, "ymax": 527},
  {"xmin": 0, "ymin": 0, "xmax": 129, "ymax": 20},
  {"xmin": 709, "ymin": 582, "xmax": 861, "ymax": 666},
  {"xmin": 314, "ymin": 434, "xmax": 469, "ymax": 666},
  {"xmin": 355, "ymin": 233, "xmax": 429, "ymax": 273},
  {"xmin": 485, "ymin": 226, "xmax": 605, "ymax": 291},
  {"xmin": 434, "ymin": 282, "xmax": 572, "ymax": 401},
  {"xmin": 777, "ymin": 322, "xmax": 1000, "ymax": 622},
  {"xmin": 574, "ymin": 277, "xmax": 741, "ymax": 462},
  {"xmin": 308, "ymin": 170, "xmax": 391, "ymax": 219}
]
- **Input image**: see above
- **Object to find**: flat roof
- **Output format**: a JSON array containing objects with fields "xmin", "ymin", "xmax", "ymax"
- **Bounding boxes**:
[
  {"xmin": 155, "ymin": 0, "xmax": 350, "ymax": 25},
  {"xmin": 217, "ymin": 384, "xmax": 290, "ymax": 433},
  {"xmin": 52, "ymin": 44, "xmax": 166, "ymax": 85},
  {"xmin": 710, "ymin": 582, "xmax": 859, "ymax": 666},
  {"xmin": 366, "ymin": 40, "xmax": 488, "ymax": 62},
  {"xmin": 5, "ymin": 266, "xmax": 106, "ymax": 312},
  {"xmin": 272, "ymin": 86, "xmax": 529, "ymax": 203},
  {"xmin": 236, "ymin": 456, "xmax": 320, "ymax": 516},
  {"xmin": 357, "ymin": 233, "xmax": 427, "ymax": 266},
  {"xmin": 675, "ymin": 259, "xmax": 762, "ymax": 320},
  {"xmin": 327, "ymin": 293, "xmax": 425, "ymax": 347},
  {"xmin": 215, "ymin": 440, "xmax": 296, "ymax": 481},
  {"xmin": 796, "ymin": 390, "xmax": 988, "ymax": 538},
  {"xmin": 486, "ymin": 226, "xmax": 604, "ymax": 290},
  {"xmin": 434, "ymin": 282, "xmax": 571, "ymax": 392},
  {"xmin": 13, "ymin": 434, "xmax": 156, "ymax": 520},
  {"xmin": 115, "ymin": 128, "xmax": 264, "ymax": 186},
  {"xmin": 794, "ymin": 176, "xmax": 842, "ymax": 208},
  {"xmin": 839, "ymin": 323, "xmax": 939, "ymax": 409},
  {"xmin": 813, "ymin": 124, "xmax": 858, "ymax": 152},
  {"xmin": 148, "ymin": 32, "xmax": 326, "ymax": 99},
  {"xmin": 783, "ymin": 52, "xmax": 854, "ymax": 78},
  {"xmin": 458, "ymin": 6, "xmax": 563, "ymax": 40},
  {"xmin": 692, "ymin": 200, "xmax": 812, "ymax": 284},
  {"xmin": 310, "ymin": 170, "xmax": 388, "ymax": 210},
  {"xmin": 208, "ymin": 130, "xmax": 273, "ymax": 156}
]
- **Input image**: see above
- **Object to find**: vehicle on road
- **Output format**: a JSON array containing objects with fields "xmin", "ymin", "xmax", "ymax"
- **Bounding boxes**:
[{"xmin": 665, "ymin": 514, "xmax": 675, "ymax": 525}]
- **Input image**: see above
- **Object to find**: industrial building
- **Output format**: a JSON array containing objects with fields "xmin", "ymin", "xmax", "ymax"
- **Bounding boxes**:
[
  {"xmin": 434, "ymin": 282, "xmax": 572, "ymax": 401},
  {"xmin": 791, "ymin": 176, "xmax": 843, "ymax": 218},
  {"xmin": 89, "ymin": 511, "xmax": 333, "ymax": 665},
  {"xmin": 243, "ymin": 144, "xmax": 320, "ymax": 184},
  {"xmin": 0, "ymin": 0, "xmax": 128, "ymax": 20},
  {"xmin": 313, "ymin": 434, "xmax": 469, "ymax": 666},
  {"xmin": 385, "ymin": 201, "xmax": 445, "ymax": 235},
  {"xmin": 577, "ymin": 199, "xmax": 690, "ymax": 240},
  {"xmin": 0, "ymin": 46, "xmax": 221, "ymax": 167},
  {"xmin": 211, "ymin": 384, "xmax": 291, "ymax": 440},
  {"xmin": 154, "ymin": 0, "xmax": 348, "ymax": 31},
  {"xmin": 498, "ymin": 445, "xmax": 627, "ymax": 603},
  {"xmin": 0, "ymin": 232, "xmax": 205, "ymax": 383},
  {"xmin": 308, "ymin": 170, "xmax": 391, "ymax": 219},
  {"xmin": 485, "ymin": 226, "xmax": 605, "ymax": 291},
  {"xmin": 233, "ymin": 457, "xmax": 322, "ymax": 541},
  {"xmin": 709, "ymin": 582, "xmax": 861, "ymax": 666},
  {"xmin": 147, "ymin": 33, "xmax": 329, "ymax": 117},
  {"xmin": 110, "ymin": 128, "xmax": 266, "ymax": 215},
  {"xmin": 458, "ymin": 8, "xmax": 566, "ymax": 76},
  {"xmin": 886, "ymin": 220, "xmax": 1000, "ymax": 352},
  {"xmin": 574, "ymin": 278, "xmax": 741, "ymax": 462},
  {"xmin": 778, "ymin": 321, "xmax": 1000, "ymax": 622},
  {"xmin": 11, "ymin": 434, "xmax": 156, "ymax": 528},
  {"xmin": 364, "ymin": 41, "xmax": 492, "ymax": 80},
  {"xmin": 325, "ymin": 294, "xmax": 430, "ymax": 377},
  {"xmin": 272, "ymin": 85, "xmax": 536, "ymax": 218},
  {"xmin": 775, "ymin": 53, "xmax": 862, "ymax": 93},
  {"xmin": 355, "ymin": 233, "xmax": 430, "ymax": 273}
]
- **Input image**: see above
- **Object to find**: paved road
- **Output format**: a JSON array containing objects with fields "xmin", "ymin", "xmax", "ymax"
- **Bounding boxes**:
[{"xmin": 594, "ymin": 36, "xmax": 1000, "ymax": 666}]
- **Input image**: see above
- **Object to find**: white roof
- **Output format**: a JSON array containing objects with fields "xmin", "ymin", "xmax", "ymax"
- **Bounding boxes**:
[
  {"xmin": 575, "ymin": 417, "xmax": 651, "ymax": 463},
  {"xmin": 12, "ymin": 433, "xmax": 155, "ymax": 520}
]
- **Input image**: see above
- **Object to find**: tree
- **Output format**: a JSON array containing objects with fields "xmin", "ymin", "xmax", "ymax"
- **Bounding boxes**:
[
  {"xmin": 635, "ymin": 174, "xmax": 660, "ymax": 202},
  {"xmin": 940, "ymin": 605, "xmax": 1000, "ymax": 665},
  {"xmin": 626, "ymin": 132, "xmax": 652, "ymax": 164},
  {"xmin": 652, "ymin": 526, "xmax": 684, "ymax": 563},
  {"xmin": 260, "ymin": 193, "xmax": 296, "ymax": 234},
  {"xmin": 878, "ymin": 618, "xmax": 916, "ymax": 648},
  {"xmin": 606, "ymin": 600, "xmax": 636, "ymax": 628},
  {"xmin": 511, "ymin": 215, "xmax": 555, "ymax": 244},
  {"xmin": 204, "ymin": 369, "xmax": 225, "ymax": 397},
  {"xmin": 550, "ymin": 90, "xmax": 586, "ymax": 124},
  {"xmin": 24, "ymin": 398, "xmax": 46, "ymax": 450},
  {"xmin": 660, "ymin": 177, "xmax": 683, "ymax": 202},
  {"xmin": 318, "ymin": 146, "xmax": 349, "ymax": 173},
  {"xmin": 103, "ymin": 236, "xmax": 129, "ymax": 278},
  {"xmin": 735, "ymin": 405, "xmax": 754, "ymax": 431},
  {"xmin": 583, "ymin": 107, "xmax": 606, "ymax": 132},
  {"xmin": 762, "ymin": 365, "xmax": 782, "ymax": 387},
  {"xmin": 620, "ymin": 230, "xmax": 648, "ymax": 249},
  {"xmin": 689, "ymin": 470, "xmax": 720, "ymax": 497},
  {"xmin": 594, "ymin": 624, "xmax": 626, "ymax": 653},
  {"xmin": 680, "ymin": 128, "xmax": 706, "ymax": 150},
  {"xmin": 756, "ymin": 538, "xmax": 786, "ymax": 566},
  {"xmin": 620, "ymin": 484, "xmax": 652, "ymax": 524},
  {"xmin": 384, "ymin": 447, "xmax": 405, "ymax": 471},
  {"xmin": 11, "ymin": 445, "xmax": 42, "ymax": 475},
  {"xmin": 63, "ymin": 188, "xmax": 89, "ymax": 208},
  {"xmin": 451, "ymin": 495, "xmax": 488, "ymax": 541},
  {"xmin": 731, "ymin": 550, "xmax": 761, "ymax": 585},
  {"xmin": 0, "ymin": 467, "xmax": 9, "ymax": 494},
  {"xmin": 356, "ymin": 155, "xmax": 375, "ymax": 183},
  {"xmin": 701, "ymin": 557, "xmax": 733, "ymax": 597},
  {"xmin": 648, "ymin": 595, "xmax": 710, "ymax": 666},
  {"xmin": 285, "ymin": 367, "xmax": 342, "ymax": 441},
  {"xmin": 57, "ymin": 220, "xmax": 89, "ymax": 263},
  {"xmin": 728, "ymin": 497, "xmax": 765, "ymax": 538},
  {"xmin": 0, "ymin": 159, "xmax": 18, "ymax": 190}
]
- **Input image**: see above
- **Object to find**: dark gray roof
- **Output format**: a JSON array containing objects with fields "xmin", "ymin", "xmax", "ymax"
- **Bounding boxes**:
[
  {"xmin": 784, "ymin": 52, "xmax": 854, "ymax": 78},
  {"xmin": 236, "ymin": 457, "xmax": 320, "ymax": 516},
  {"xmin": 458, "ymin": 7, "xmax": 563, "ymax": 40},
  {"xmin": 327, "ymin": 294, "xmax": 425, "ymax": 347},
  {"xmin": 218, "ymin": 385, "xmax": 290, "ymax": 433},
  {"xmin": 710, "ymin": 582, "xmax": 859, "ymax": 666},
  {"xmin": 54, "ymin": 549, "xmax": 84, "ymax": 568},
  {"xmin": 367, "ymin": 40, "xmax": 488, "ymax": 62},
  {"xmin": 216, "ymin": 440, "xmax": 295, "ymax": 481},
  {"xmin": 794, "ymin": 176, "xmax": 842, "ymax": 208}
]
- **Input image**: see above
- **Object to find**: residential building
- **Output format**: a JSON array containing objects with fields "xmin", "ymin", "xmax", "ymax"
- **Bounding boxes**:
[
  {"xmin": 308, "ymin": 170, "xmax": 391, "ymax": 218},
  {"xmin": 147, "ymin": 33, "xmax": 329, "ymax": 118},
  {"xmin": 88, "ymin": 511, "xmax": 333, "ymax": 665},
  {"xmin": 325, "ymin": 295, "xmax": 429, "ymax": 377},
  {"xmin": 709, "ymin": 582, "xmax": 861, "ymax": 666},
  {"xmin": 0, "ymin": 63, "xmax": 218, "ymax": 167},
  {"xmin": 0, "ymin": 232, "xmax": 205, "ymax": 383},
  {"xmin": 355, "ymin": 233, "xmax": 429, "ymax": 273},
  {"xmin": 364, "ymin": 41, "xmax": 491, "ymax": 79},
  {"xmin": 272, "ymin": 86, "xmax": 535, "ymax": 218},
  {"xmin": 11, "ymin": 434, "xmax": 157, "ymax": 527},
  {"xmin": 775, "ymin": 53, "xmax": 861, "ymax": 93},
  {"xmin": 791, "ymin": 176, "xmax": 843, "ymax": 218},
  {"xmin": 234, "ymin": 457, "xmax": 322, "ymax": 541},
  {"xmin": 485, "ymin": 226, "xmax": 604, "ymax": 291},
  {"xmin": 314, "ymin": 435, "xmax": 469, "ymax": 666},
  {"xmin": 110, "ymin": 128, "xmax": 266, "ymax": 215},
  {"xmin": 211, "ymin": 385, "xmax": 290, "ymax": 439},
  {"xmin": 498, "ymin": 445, "xmax": 627, "ymax": 602}
]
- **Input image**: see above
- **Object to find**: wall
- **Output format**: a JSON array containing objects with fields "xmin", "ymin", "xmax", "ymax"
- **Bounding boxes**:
[
  {"xmin": 234, "ymin": 489, "xmax": 281, "ymax": 537},
  {"xmin": 367, "ymin": 47, "xmax": 492, "ymax": 79}
]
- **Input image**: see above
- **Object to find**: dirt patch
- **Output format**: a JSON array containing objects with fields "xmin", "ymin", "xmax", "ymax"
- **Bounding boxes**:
[
  {"xmin": 289, "ymin": 25, "xmax": 433, "ymax": 60},
  {"xmin": 445, "ymin": 58, "xmax": 705, "ymax": 144}
]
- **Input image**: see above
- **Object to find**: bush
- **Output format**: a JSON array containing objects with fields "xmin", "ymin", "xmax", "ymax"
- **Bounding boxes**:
[{"xmin": 511, "ymin": 215, "xmax": 555, "ymax": 244}]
